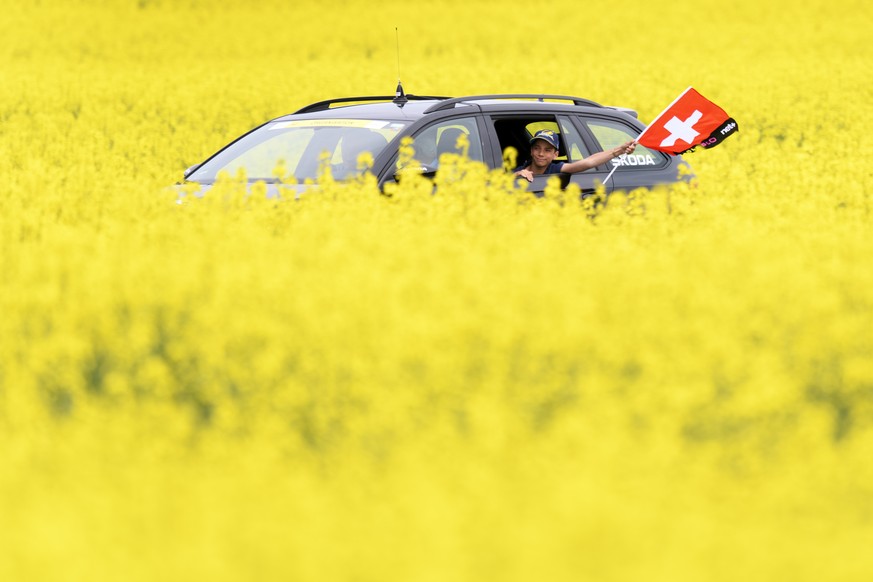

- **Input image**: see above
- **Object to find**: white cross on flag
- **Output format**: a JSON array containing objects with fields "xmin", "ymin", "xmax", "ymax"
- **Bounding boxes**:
[{"xmin": 636, "ymin": 87, "xmax": 738, "ymax": 155}]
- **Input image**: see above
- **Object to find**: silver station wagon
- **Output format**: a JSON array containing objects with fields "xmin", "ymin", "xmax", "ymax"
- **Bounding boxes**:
[{"xmin": 182, "ymin": 90, "xmax": 693, "ymax": 197}]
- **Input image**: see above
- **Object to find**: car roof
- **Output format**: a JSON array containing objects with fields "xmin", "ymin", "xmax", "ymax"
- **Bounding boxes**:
[
  {"xmin": 276, "ymin": 100, "xmax": 465, "ymax": 122},
  {"xmin": 277, "ymin": 93, "xmax": 638, "ymax": 123}
]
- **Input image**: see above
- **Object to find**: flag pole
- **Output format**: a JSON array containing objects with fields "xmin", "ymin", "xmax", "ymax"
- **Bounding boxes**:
[{"xmin": 601, "ymin": 162, "xmax": 620, "ymax": 186}]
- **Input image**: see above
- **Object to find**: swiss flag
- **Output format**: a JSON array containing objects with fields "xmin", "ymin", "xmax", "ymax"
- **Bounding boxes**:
[{"xmin": 636, "ymin": 87, "xmax": 738, "ymax": 154}]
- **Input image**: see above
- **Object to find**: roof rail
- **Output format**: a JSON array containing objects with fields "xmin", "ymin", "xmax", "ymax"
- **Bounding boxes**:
[
  {"xmin": 423, "ymin": 94, "xmax": 603, "ymax": 114},
  {"xmin": 294, "ymin": 94, "xmax": 450, "ymax": 114}
]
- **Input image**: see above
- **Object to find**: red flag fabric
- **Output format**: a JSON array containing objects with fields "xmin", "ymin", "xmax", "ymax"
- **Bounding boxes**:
[{"xmin": 636, "ymin": 87, "xmax": 738, "ymax": 154}]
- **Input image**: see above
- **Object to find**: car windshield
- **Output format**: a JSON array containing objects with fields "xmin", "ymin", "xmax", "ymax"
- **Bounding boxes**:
[{"xmin": 188, "ymin": 118, "xmax": 410, "ymax": 183}]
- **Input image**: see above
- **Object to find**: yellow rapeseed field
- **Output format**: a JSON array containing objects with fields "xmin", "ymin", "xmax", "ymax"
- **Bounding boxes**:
[{"xmin": 2, "ymin": 0, "xmax": 872, "ymax": 579}]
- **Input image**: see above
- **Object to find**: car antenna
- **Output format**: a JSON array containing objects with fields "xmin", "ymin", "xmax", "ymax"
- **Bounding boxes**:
[{"xmin": 393, "ymin": 27, "xmax": 408, "ymax": 107}]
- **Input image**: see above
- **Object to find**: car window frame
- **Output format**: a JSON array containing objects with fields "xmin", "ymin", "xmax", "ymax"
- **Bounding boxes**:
[{"xmin": 483, "ymin": 113, "xmax": 566, "ymax": 171}]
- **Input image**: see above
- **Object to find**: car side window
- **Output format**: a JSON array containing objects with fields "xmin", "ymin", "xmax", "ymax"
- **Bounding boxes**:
[
  {"xmin": 411, "ymin": 117, "xmax": 483, "ymax": 168},
  {"xmin": 585, "ymin": 118, "xmax": 668, "ymax": 169},
  {"xmin": 492, "ymin": 116, "xmax": 583, "ymax": 170}
]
